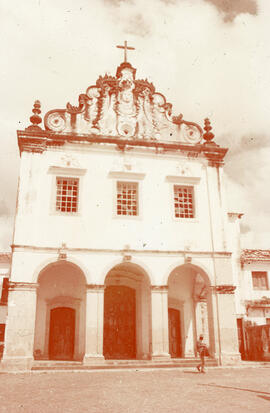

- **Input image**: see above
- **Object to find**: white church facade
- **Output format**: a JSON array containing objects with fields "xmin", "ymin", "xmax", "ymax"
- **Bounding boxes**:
[{"xmin": 0, "ymin": 51, "xmax": 269, "ymax": 371}]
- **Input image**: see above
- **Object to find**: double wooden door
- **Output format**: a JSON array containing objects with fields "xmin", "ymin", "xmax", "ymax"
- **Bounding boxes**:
[
  {"xmin": 168, "ymin": 308, "xmax": 182, "ymax": 358},
  {"xmin": 49, "ymin": 307, "xmax": 75, "ymax": 360},
  {"xmin": 103, "ymin": 285, "xmax": 136, "ymax": 359}
]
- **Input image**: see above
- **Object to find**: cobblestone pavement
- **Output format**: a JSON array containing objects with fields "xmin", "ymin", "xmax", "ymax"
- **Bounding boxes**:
[{"xmin": 0, "ymin": 367, "xmax": 269, "ymax": 413}]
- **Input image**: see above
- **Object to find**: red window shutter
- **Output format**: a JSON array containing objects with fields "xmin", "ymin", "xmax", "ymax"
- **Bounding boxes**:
[{"xmin": 1, "ymin": 278, "xmax": 9, "ymax": 304}]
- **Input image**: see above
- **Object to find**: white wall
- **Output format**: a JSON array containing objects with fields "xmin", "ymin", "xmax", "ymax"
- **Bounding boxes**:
[{"xmin": 13, "ymin": 143, "xmax": 229, "ymax": 256}]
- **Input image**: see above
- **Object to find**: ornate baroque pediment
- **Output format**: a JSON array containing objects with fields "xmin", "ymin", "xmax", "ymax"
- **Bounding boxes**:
[{"xmin": 44, "ymin": 62, "xmax": 203, "ymax": 144}]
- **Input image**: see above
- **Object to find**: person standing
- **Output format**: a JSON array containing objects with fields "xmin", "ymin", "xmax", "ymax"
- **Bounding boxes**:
[{"xmin": 196, "ymin": 334, "xmax": 207, "ymax": 373}]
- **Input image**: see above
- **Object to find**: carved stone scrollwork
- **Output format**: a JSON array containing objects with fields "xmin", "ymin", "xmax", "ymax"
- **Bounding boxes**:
[
  {"xmin": 42, "ymin": 61, "xmax": 203, "ymax": 144},
  {"xmin": 180, "ymin": 121, "xmax": 203, "ymax": 144},
  {"xmin": 212, "ymin": 285, "xmax": 236, "ymax": 294},
  {"xmin": 44, "ymin": 110, "xmax": 66, "ymax": 132}
]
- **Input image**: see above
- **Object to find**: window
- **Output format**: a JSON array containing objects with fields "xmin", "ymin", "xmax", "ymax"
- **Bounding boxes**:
[
  {"xmin": 56, "ymin": 177, "xmax": 79, "ymax": 213},
  {"xmin": 252, "ymin": 271, "xmax": 268, "ymax": 290},
  {"xmin": 117, "ymin": 181, "xmax": 138, "ymax": 216},
  {"xmin": 174, "ymin": 185, "xmax": 194, "ymax": 218}
]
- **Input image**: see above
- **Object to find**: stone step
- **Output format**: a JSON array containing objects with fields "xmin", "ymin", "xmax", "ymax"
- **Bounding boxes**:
[{"xmin": 32, "ymin": 358, "xmax": 218, "ymax": 371}]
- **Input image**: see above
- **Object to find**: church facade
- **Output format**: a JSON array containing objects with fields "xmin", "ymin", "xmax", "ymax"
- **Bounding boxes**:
[{"xmin": 0, "ymin": 54, "xmax": 249, "ymax": 370}]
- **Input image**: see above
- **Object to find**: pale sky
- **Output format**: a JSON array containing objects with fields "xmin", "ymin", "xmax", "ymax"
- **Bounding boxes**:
[{"xmin": 0, "ymin": 0, "xmax": 269, "ymax": 250}]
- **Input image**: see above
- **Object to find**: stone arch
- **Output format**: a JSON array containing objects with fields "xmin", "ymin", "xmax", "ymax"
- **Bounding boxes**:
[
  {"xmin": 101, "ymin": 257, "xmax": 153, "ymax": 286},
  {"xmin": 34, "ymin": 260, "xmax": 87, "ymax": 361},
  {"xmin": 167, "ymin": 263, "xmax": 215, "ymax": 359},
  {"xmin": 103, "ymin": 261, "xmax": 151, "ymax": 360},
  {"xmin": 163, "ymin": 259, "xmax": 213, "ymax": 286},
  {"xmin": 32, "ymin": 256, "xmax": 91, "ymax": 284}
]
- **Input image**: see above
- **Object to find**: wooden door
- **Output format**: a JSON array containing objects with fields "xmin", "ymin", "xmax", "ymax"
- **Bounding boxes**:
[
  {"xmin": 168, "ymin": 308, "xmax": 182, "ymax": 358},
  {"xmin": 49, "ymin": 307, "xmax": 75, "ymax": 360},
  {"xmin": 103, "ymin": 285, "xmax": 136, "ymax": 359}
]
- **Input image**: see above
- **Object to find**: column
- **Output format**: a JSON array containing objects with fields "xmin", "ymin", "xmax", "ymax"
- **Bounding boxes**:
[
  {"xmin": 83, "ymin": 284, "xmax": 105, "ymax": 364},
  {"xmin": 212, "ymin": 285, "xmax": 241, "ymax": 365},
  {"xmin": 151, "ymin": 286, "xmax": 170, "ymax": 360},
  {"xmin": 1, "ymin": 282, "xmax": 38, "ymax": 371},
  {"xmin": 195, "ymin": 300, "xmax": 209, "ymax": 346},
  {"xmin": 184, "ymin": 300, "xmax": 196, "ymax": 357}
]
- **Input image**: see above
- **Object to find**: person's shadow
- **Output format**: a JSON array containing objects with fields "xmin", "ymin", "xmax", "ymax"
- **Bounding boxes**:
[
  {"xmin": 183, "ymin": 370, "xmax": 202, "ymax": 374},
  {"xmin": 258, "ymin": 395, "xmax": 270, "ymax": 402}
]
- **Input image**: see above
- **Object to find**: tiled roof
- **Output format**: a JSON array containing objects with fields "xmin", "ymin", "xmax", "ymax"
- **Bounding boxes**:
[
  {"xmin": 0, "ymin": 253, "xmax": 11, "ymax": 263},
  {"xmin": 241, "ymin": 249, "xmax": 270, "ymax": 263}
]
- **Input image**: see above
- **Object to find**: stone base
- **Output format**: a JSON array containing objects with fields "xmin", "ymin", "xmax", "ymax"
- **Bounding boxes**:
[
  {"xmin": 83, "ymin": 354, "xmax": 105, "ymax": 364},
  {"xmin": 220, "ymin": 352, "xmax": 241, "ymax": 366},
  {"xmin": 151, "ymin": 353, "xmax": 171, "ymax": 362},
  {"xmin": 0, "ymin": 356, "xmax": 34, "ymax": 372}
]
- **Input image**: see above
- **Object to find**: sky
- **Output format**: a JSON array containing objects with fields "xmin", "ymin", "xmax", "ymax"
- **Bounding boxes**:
[{"xmin": 0, "ymin": 0, "xmax": 269, "ymax": 251}]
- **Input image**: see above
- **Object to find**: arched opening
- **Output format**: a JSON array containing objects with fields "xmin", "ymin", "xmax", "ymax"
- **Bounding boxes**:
[
  {"xmin": 34, "ymin": 260, "xmax": 86, "ymax": 361},
  {"xmin": 103, "ymin": 262, "xmax": 151, "ymax": 360},
  {"xmin": 167, "ymin": 264, "xmax": 214, "ymax": 358}
]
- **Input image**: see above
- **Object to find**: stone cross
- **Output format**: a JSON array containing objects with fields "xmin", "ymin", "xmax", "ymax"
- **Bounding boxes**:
[{"xmin": 116, "ymin": 41, "xmax": 135, "ymax": 63}]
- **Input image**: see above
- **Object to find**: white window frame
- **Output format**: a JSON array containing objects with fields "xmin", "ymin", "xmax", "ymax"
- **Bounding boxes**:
[
  {"xmin": 173, "ymin": 184, "xmax": 195, "ymax": 219},
  {"xmin": 116, "ymin": 181, "xmax": 139, "ymax": 217},
  {"xmin": 166, "ymin": 176, "xmax": 200, "ymax": 223},
  {"xmin": 109, "ymin": 171, "xmax": 145, "ymax": 220},
  {"xmin": 48, "ymin": 166, "xmax": 86, "ymax": 216}
]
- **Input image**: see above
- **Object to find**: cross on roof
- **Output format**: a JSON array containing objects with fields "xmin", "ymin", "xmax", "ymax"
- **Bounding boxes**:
[{"xmin": 116, "ymin": 41, "xmax": 135, "ymax": 63}]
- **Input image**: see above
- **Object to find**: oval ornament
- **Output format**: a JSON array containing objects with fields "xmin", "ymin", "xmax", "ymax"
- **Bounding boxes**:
[
  {"xmin": 181, "ymin": 123, "xmax": 202, "ymax": 144},
  {"xmin": 45, "ymin": 112, "xmax": 66, "ymax": 132}
]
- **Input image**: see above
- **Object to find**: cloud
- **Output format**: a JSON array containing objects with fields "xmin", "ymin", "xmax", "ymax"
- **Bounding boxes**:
[
  {"xmin": 103, "ymin": 0, "xmax": 133, "ymax": 5},
  {"xmin": 0, "ymin": 216, "xmax": 14, "ymax": 251},
  {"xmin": 0, "ymin": 201, "xmax": 10, "ymax": 217},
  {"xmin": 124, "ymin": 13, "xmax": 151, "ymax": 37},
  {"xmin": 204, "ymin": 0, "xmax": 258, "ymax": 21},
  {"xmin": 161, "ymin": 0, "xmax": 258, "ymax": 22},
  {"xmin": 220, "ymin": 133, "xmax": 270, "ymax": 157}
]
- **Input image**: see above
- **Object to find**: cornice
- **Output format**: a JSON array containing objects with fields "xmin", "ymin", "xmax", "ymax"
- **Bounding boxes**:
[
  {"xmin": 86, "ymin": 284, "xmax": 105, "ymax": 291},
  {"xmin": 151, "ymin": 285, "xmax": 168, "ymax": 292},
  {"xmin": 8, "ymin": 281, "xmax": 38, "ymax": 291},
  {"xmin": 11, "ymin": 243, "xmax": 232, "ymax": 258},
  {"xmin": 17, "ymin": 130, "xmax": 228, "ymax": 165},
  {"xmin": 211, "ymin": 285, "xmax": 236, "ymax": 294},
  {"xmin": 245, "ymin": 298, "xmax": 270, "ymax": 308}
]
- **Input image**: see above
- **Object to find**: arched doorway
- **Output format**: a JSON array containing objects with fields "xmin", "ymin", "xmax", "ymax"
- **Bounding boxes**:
[
  {"xmin": 103, "ymin": 262, "xmax": 151, "ymax": 360},
  {"xmin": 34, "ymin": 261, "xmax": 86, "ymax": 361},
  {"xmin": 167, "ymin": 264, "xmax": 214, "ymax": 358}
]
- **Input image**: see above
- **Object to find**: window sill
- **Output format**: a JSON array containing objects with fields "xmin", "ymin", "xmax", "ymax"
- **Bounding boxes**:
[
  {"xmin": 49, "ymin": 212, "xmax": 81, "ymax": 217},
  {"xmin": 113, "ymin": 214, "xmax": 142, "ymax": 221},
  {"xmin": 173, "ymin": 217, "xmax": 199, "ymax": 223},
  {"xmin": 252, "ymin": 288, "xmax": 269, "ymax": 291}
]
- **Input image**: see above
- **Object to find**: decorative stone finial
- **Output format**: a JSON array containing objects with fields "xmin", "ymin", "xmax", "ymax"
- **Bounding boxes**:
[
  {"xmin": 26, "ymin": 100, "xmax": 42, "ymax": 131},
  {"xmin": 203, "ymin": 118, "xmax": 215, "ymax": 144},
  {"xmin": 30, "ymin": 100, "xmax": 42, "ymax": 125}
]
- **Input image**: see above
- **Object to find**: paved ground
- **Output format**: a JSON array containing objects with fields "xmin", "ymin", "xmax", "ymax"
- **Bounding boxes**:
[{"xmin": 0, "ymin": 367, "xmax": 269, "ymax": 412}]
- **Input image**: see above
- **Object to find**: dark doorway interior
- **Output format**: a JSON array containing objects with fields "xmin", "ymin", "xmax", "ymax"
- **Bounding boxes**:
[
  {"xmin": 103, "ymin": 285, "xmax": 136, "ymax": 359},
  {"xmin": 49, "ymin": 307, "xmax": 75, "ymax": 360},
  {"xmin": 168, "ymin": 308, "xmax": 182, "ymax": 358}
]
